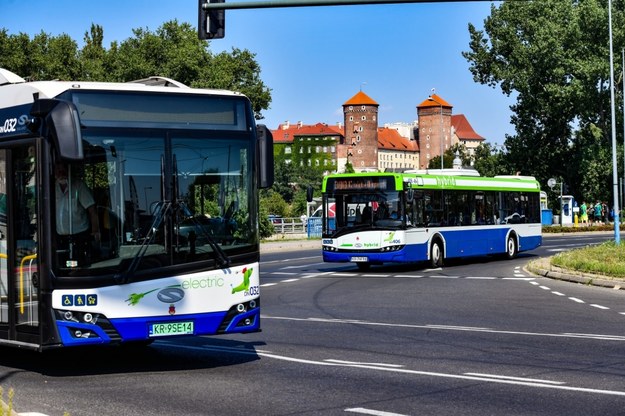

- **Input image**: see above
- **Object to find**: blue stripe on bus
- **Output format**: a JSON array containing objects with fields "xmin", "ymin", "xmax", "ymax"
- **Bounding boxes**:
[
  {"xmin": 57, "ymin": 310, "xmax": 261, "ymax": 346},
  {"xmin": 323, "ymin": 227, "xmax": 541, "ymax": 265}
]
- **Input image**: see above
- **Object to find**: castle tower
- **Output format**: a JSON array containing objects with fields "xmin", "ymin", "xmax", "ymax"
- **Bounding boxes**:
[
  {"xmin": 341, "ymin": 91, "xmax": 379, "ymax": 171},
  {"xmin": 416, "ymin": 94, "xmax": 453, "ymax": 169}
]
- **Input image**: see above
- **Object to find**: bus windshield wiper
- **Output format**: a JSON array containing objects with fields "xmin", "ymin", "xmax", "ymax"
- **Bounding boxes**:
[
  {"xmin": 115, "ymin": 201, "xmax": 171, "ymax": 284},
  {"xmin": 171, "ymin": 154, "xmax": 230, "ymax": 268},
  {"xmin": 177, "ymin": 200, "xmax": 230, "ymax": 269}
]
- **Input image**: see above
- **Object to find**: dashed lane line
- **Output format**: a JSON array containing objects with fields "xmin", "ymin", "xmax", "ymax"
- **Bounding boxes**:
[{"xmin": 529, "ymin": 281, "xmax": 620, "ymax": 316}]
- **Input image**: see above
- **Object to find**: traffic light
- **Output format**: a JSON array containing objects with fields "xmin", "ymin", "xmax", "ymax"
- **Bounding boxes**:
[{"xmin": 198, "ymin": 0, "xmax": 225, "ymax": 40}]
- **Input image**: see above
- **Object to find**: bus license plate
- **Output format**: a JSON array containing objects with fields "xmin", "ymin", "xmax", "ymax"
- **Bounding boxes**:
[
  {"xmin": 350, "ymin": 256, "xmax": 368, "ymax": 262},
  {"xmin": 149, "ymin": 321, "xmax": 194, "ymax": 337}
]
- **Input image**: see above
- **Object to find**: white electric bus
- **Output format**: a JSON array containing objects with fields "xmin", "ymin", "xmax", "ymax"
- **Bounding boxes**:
[
  {"xmin": 320, "ymin": 170, "xmax": 542, "ymax": 269},
  {"xmin": 0, "ymin": 68, "xmax": 273, "ymax": 350}
]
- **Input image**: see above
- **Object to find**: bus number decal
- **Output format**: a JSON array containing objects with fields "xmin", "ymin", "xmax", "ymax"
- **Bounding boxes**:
[
  {"xmin": 0, "ymin": 118, "xmax": 18, "ymax": 134},
  {"xmin": 246, "ymin": 286, "xmax": 259, "ymax": 296}
]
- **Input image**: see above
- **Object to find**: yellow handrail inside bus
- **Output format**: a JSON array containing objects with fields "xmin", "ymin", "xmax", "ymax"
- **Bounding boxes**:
[{"xmin": 19, "ymin": 254, "xmax": 37, "ymax": 314}]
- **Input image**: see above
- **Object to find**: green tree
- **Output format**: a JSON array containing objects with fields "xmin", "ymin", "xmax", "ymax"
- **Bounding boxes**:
[
  {"xmin": 261, "ymin": 190, "xmax": 289, "ymax": 217},
  {"xmin": 80, "ymin": 24, "xmax": 108, "ymax": 81},
  {"xmin": 200, "ymin": 48, "xmax": 271, "ymax": 120},
  {"xmin": 428, "ymin": 144, "xmax": 471, "ymax": 170},
  {"xmin": 0, "ymin": 21, "xmax": 271, "ymax": 120},
  {"xmin": 463, "ymin": 0, "xmax": 625, "ymax": 198},
  {"xmin": 271, "ymin": 160, "xmax": 295, "ymax": 203},
  {"xmin": 473, "ymin": 142, "xmax": 508, "ymax": 177}
]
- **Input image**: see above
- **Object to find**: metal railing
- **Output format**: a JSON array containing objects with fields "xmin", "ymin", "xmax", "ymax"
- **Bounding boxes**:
[{"xmin": 271, "ymin": 217, "xmax": 322, "ymax": 238}]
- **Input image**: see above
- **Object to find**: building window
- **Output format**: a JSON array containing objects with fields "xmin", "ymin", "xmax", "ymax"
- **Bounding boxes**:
[
  {"xmin": 361, "ymin": 105, "xmax": 366, "ymax": 110},
  {"xmin": 356, "ymin": 135, "xmax": 361, "ymax": 142},
  {"xmin": 331, "ymin": 146, "xmax": 336, "ymax": 153},
  {"xmin": 349, "ymin": 116, "xmax": 354, "ymax": 121},
  {"xmin": 361, "ymin": 116, "xmax": 366, "ymax": 121},
  {"xmin": 285, "ymin": 146, "xmax": 291, "ymax": 154}
]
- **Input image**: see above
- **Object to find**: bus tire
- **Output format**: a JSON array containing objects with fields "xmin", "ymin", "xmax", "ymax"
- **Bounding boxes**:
[
  {"xmin": 505, "ymin": 234, "xmax": 518, "ymax": 259},
  {"xmin": 430, "ymin": 238, "xmax": 443, "ymax": 268}
]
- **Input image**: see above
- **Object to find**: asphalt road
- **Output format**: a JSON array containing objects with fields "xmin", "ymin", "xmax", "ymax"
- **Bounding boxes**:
[{"xmin": 5, "ymin": 233, "xmax": 625, "ymax": 416}]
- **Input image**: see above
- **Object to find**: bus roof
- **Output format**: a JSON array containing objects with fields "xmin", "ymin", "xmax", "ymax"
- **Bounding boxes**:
[
  {"xmin": 0, "ymin": 68, "xmax": 246, "ymax": 109},
  {"xmin": 322, "ymin": 171, "xmax": 540, "ymax": 193}
]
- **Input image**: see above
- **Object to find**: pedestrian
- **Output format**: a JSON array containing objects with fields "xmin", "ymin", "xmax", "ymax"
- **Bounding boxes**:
[
  {"xmin": 580, "ymin": 201, "xmax": 588, "ymax": 226},
  {"xmin": 594, "ymin": 201, "xmax": 603, "ymax": 225}
]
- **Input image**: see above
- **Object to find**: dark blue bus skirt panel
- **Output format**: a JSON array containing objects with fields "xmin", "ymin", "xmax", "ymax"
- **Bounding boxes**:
[
  {"xmin": 323, "ymin": 243, "xmax": 426, "ymax": 264},
  {"xmin": 56, "ymin": 309, "xmax": 260, "ymax": 347},
  {"xmin": 323, "ymin": 227, "xmax": 541, "ymax": 265}
]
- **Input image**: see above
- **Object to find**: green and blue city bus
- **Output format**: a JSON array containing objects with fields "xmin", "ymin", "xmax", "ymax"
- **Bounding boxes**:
[
  {"xmin": 320, "ymin": 169, "xmax": 542, "ymax": 269},
  {"xmin": 0, "ymin": 68, "xmax": 273, "ymax": 350}
]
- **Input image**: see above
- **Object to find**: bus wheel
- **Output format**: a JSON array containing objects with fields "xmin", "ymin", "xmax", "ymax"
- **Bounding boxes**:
[
  {"xmin": 430, "ymin": 239, "xmax": 443, "ymax": 268},
  {"xmin": 505, "ymin": 234, "xmax": 518, "ymax": 259}
]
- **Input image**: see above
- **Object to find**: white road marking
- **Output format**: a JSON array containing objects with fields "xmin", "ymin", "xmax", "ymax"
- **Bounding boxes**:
[
  {"xmin": 263, "ymin": 315, "xmax": 625, "ymax": 341},
  {"xmin": 326, "ymin": 359, "xmax": 404, "ymax": 368},
  {"xmin": 590, "ymin": 304, "xmax": 610, "ymax": 310},
  {"xmin": 162, "ymin": 343, "xmax": 625, "ymax": 397},
  {"xmin": 281, "ymin": 262, "xmax": 327, "ymax": 269},
  {"xmin": 463, "ymin": 373, "xmax": 565, "ymax": 385},
  {"xmin": 345, "ymin": 408, "xmax": 408, "ymax": 416}
]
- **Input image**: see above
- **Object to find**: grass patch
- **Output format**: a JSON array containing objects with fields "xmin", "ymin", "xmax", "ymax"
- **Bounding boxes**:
[{"xmin": 551, "ymin": 241, "xmax": 625, "ymax": 279}]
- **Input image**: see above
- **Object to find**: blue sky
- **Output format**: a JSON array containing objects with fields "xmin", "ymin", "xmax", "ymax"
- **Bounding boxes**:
[{"xmin": 3, "ymin": 0, "xmax": 512, "ymax": 145}]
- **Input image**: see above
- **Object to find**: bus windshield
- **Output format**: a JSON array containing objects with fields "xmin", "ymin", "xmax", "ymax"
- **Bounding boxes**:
[
  {"xmin": 51, "ymin": 128, "xmax": 256, "ymax": 280},
  {"xmin": 324, "ymin": 190, "xmax": 404, "ymax": 235}
]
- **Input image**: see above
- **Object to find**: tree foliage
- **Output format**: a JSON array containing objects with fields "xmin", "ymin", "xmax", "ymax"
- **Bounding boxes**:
[
  {"xmin": 463, "ymin": 0, "xmax": 625, "ymax": 204},
  {"xmin": 0, "ymin": 21, "xmax": 271, "ymax": 120}
]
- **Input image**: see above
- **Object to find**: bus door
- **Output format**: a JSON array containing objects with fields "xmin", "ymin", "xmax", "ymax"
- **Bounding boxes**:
[{"xmin": 0, "ymin": 145, "xmax": 40, "ymax": 344}]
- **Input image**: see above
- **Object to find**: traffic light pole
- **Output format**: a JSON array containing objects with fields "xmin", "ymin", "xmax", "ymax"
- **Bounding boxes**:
[{"xmin": 201, "ymin": 0, "xmax": 489, "ymax": 10}]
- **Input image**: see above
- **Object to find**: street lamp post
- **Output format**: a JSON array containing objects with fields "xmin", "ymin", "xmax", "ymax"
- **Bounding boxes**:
[{"xmin": 608, "ymin": 0, "xmax": 620, "ymax": 243}]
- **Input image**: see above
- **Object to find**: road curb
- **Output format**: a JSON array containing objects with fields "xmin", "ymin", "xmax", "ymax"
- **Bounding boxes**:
[{"xmin": 525, "ymin": 257, "xmax": 624, "ymax": 290}]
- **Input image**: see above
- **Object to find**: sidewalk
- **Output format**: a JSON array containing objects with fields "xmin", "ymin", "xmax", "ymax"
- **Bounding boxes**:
[{"xmin": 260, "ymin": 238, "xmax": 320, "ymax": 254}]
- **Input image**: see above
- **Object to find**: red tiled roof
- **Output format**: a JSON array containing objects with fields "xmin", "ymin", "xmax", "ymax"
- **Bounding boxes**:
[
  {"xmin": 272, "ymin": 122, "xmax": 344, "ymax": 144},
  {"xmin": 451, "ymin": 114, "xmax": 484, "ymax": 141},
  {"xmin": 416, "ymin": 93, "xmax": 452, "ymax": 109},
  {"xmin": 343, "ymin": 91, "xmax": 379, "ymax": 106},
  {"xmin": 377, "ymin": 128, "xmax": 419, "ymax": 152}
]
